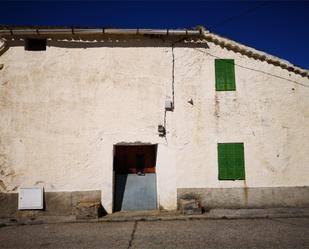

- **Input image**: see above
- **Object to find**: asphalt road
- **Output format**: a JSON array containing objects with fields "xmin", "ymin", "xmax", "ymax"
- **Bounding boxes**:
[{"xmin": 0, "ymin": 218, "xmax": 308, "ymax": 249}]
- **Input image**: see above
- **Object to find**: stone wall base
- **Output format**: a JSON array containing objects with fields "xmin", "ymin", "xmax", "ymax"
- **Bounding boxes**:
[
  {"xmin": 1, "ymin": 187, "xmax": 309, "ymax": 218},
  {"xmin": 177, "ymin": 187, "xmax": 309, "ymax": 209},
  {"xmin": 0, "ymin": 190, "xmax": 102, "ymax": 219}
]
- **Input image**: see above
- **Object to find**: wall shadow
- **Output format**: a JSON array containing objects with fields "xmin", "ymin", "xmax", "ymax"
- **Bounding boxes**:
[
  {"xmin": 113, "ymin": 174, "xmax": 128, "ymax": 212},
  {"xmin": 2, "ymin": 35, "xmax": 209, "ymax": 50}
]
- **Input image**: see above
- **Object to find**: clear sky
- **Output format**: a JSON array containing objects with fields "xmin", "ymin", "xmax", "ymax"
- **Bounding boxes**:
[{"xmin": 1, "ymin": 1, "xmax": 308, "ymax": 69}]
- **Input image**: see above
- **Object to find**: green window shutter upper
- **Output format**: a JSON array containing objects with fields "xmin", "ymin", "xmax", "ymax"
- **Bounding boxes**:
[
  {"xmin": 218, "ymin": 143, "xmax": 245, "ymax": 180},
  {"xmin": 215, "ymin": 59, "xmax": 236, "ymax": 91}
]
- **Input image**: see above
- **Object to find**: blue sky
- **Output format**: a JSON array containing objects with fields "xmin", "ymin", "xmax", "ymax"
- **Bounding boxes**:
[{"xmin": 1, "ymin": 1, "xmax": 308, "ymax": 69}]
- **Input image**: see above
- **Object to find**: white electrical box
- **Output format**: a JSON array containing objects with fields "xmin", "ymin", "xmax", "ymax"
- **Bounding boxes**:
[
  {"xmin": 165, "ymin": 100, "xmax": 173, "ymax": 110},
  {"xmin": 18, "ymin": 187, "xmax": 43, "ymax": 210}
]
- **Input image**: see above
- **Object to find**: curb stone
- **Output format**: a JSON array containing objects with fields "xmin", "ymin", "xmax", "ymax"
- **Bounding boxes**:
[{"xmin": 1, "ymin": 208, "xmax": 308, "ymax": 227}]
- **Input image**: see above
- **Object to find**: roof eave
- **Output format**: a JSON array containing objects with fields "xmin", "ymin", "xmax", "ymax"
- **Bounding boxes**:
[
  {"xmin": 202, "ymin": 31, "xmax": 309, "ymax": 78},
  {"xmin": 0, "ymin": 26, "xmax": 308, "ymax": 78},
  {"xmin": 0, "ymin": 28, "xmax": 202, "ymax": 37}
]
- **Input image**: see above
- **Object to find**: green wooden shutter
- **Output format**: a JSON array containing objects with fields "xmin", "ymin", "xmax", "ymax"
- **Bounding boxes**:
[
  {"xmin": 218, "ymin": 143, "xmax": 245, "ymax": 180},
  {"xmin": 234, "ymin": 143, "xmax": 245, "ymax": 179},
  {"xmin": 215, "ymin": 59, "xmax": 236, "ymax": 91}
]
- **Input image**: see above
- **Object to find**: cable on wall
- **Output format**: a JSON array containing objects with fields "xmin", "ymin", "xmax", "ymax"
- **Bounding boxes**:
[{"xmin": 193, "ymin": 47, "xmax": 309, "ymax": 88}]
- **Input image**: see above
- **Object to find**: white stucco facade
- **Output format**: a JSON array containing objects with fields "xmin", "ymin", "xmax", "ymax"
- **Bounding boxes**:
[{"xmin": 0, "ymin": 33, "xmax": 308, "ymax": 213}]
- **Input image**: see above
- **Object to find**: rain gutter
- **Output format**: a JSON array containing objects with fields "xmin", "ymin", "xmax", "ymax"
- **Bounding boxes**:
[{"xmin": 0, "ymin": 28, "xmax": 203, "ymax": 37}]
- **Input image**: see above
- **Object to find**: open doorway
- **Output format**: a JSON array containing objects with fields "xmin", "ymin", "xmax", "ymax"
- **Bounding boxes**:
[{"xmin": 113, "ymin": 144, "xmax": 157, "ymax": 212}]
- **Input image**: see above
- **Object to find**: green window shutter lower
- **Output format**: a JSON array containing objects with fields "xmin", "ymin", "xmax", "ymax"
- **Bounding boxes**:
[
  {"xmin": 215, "ymin": 59, "xmax": 236, "ymax": 91},
  {"xmin": 218, "ymin": 143, "xmax": 245, "ymax": 180}
]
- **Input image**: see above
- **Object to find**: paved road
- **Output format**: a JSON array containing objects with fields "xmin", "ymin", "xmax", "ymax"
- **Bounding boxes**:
[{"xmin": 0, "ymin": 218, "xmax": 308, "ymax": 249}]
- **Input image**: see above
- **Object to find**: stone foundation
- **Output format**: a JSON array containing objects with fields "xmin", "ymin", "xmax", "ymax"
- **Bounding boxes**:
[
  {"xmin": 2, "ymin": 187, "xmax": 309, "ymax": 218},
  {"xmin": 177, "ymin": 187, "xmax": 309, "ymax": 209},
  {"xmin": 0, "ymin": 190, "xmax": 102, "ymax": 219},
  {"xmin": 179, "ymin": 199, "xmax": 202, "ymax": 215}
]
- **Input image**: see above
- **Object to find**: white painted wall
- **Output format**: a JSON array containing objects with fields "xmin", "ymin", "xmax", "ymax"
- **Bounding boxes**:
[
  {"xmin": 156, "ymin": 143, "xmax": 177, "ymax": 210},
  {"xmin": 0, "ymin": 37, "xmax": 308, "ymax": 212},
  {"xmin": 173, "ymin": 44, "xmax": 309, "ymax": 190}
]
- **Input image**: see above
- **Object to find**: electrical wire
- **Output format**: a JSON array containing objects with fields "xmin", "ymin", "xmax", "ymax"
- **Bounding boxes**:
[
  {"xmin": 193, "ymin": 47, "xmax": 309, "ymax": 87},
  {"xmin": 208, "ymin": 2, "xmax": 270, "ymax": 30}
]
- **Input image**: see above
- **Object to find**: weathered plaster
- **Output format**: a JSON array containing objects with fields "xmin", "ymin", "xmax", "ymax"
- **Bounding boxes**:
[
  {"xmin": 178, "ymin": 187, "xmax": 309, "ymax": 208},
  {"xmin": 0, "ymin": 36, "xmax": 308, "ymax": 213}
]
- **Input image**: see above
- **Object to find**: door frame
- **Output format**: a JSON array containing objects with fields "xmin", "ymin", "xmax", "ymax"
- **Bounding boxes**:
[{"xmin": 112, "ymin": 143, "xmax": 158, "ymax": 212}]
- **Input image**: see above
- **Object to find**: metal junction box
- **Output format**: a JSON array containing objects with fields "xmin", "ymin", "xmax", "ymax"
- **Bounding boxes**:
[
  {"xmin": 165, "ymin": 100, "xmax": 173, "ymax": 111},
  {"xmin": 18, "ymin": 187, "xmax": 44, "ymax": 210}
]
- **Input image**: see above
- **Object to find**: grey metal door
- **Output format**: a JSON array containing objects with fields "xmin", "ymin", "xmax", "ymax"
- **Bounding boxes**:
[{"xmin": 114, "ymin": 173, "xmax": 157, "ymax": 211}]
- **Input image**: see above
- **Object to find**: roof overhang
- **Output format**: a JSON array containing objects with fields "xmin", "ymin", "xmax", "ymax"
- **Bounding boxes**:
[
  {"xmin": 0, "ymin": 26, "xmax": 308, "ymax": 78},
  {"xmin": 0, "ymin": 27, "xmax": 203, "ymax": 37}
]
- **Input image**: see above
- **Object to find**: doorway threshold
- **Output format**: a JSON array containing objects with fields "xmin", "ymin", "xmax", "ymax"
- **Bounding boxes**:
[{"xmin": 107, "ymin": 210, "xmax": 180, "ymax": 220}]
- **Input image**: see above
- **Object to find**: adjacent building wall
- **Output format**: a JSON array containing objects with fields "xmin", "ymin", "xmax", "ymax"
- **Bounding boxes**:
[{"xmin": 0, "ymin": 36, "xmax": 308, "ymax": 216}]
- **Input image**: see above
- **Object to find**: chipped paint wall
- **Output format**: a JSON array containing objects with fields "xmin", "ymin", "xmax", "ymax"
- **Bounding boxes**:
[{"xmin": 0, "ymin": 36, "xmax": 308, "ymax": 213}]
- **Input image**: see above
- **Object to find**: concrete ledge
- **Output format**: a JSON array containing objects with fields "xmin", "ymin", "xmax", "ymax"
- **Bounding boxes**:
[
  {"xmin": 204, "ymin": 208, "xmax": 309, "ymax": 219},
  {"xmin": 177, "ymin": 187, "xmax": 309, "ymax": 209}
]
